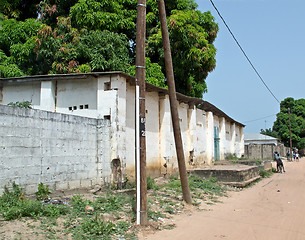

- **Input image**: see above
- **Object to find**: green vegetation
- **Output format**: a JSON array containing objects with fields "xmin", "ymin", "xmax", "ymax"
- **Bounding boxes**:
[
  {"xmin": 0, "ymin": 0, "xmax": 218, "ymax": 97},
  {"xmin": 0, "ymin": 182, "xmax": 70, "ymax": 221},
  {"xmin": 261, "ymin": 97, "xmax": 305, "ymax": 149},
  {"xmin": 8, "ymin": 101, "xmax": 32, "ymax": 108},
  {"xmin": 259, "ymin": 169, "xmax": 273, "ymax": 178},
  {"xmin": 0, "ymin": 176, "xmax": 227, "ymax": 239},
  {"xmin": 35, "ymin": 182, "xmax": 52, "ymax": 201}
]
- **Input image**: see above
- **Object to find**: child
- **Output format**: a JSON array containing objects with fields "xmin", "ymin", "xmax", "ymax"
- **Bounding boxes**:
[
  {"xmin": 296, "ymin": 152, "xmax": 299, "ymax": 162},
  {"xmin": 275, "ymin": 153, "xmax": 285, "ymax": 173}
]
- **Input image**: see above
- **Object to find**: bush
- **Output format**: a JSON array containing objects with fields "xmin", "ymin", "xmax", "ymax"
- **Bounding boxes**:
[
  {"xmin": 8, "ymin": 101, "xmax": 32, "ymax": 108},
  {"xmin": 0, "ymin": 182, "xmax": 70, "ymax": 220},
  {"xmin": 35, "ymin": 183, "xmax": 52, "ymax": 201}
]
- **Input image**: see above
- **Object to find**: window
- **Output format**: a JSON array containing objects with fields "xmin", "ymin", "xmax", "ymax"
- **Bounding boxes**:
[
  {"xmin": 104, "ymin": 115, "xmax": 111, "ymax": 120},
  {"xmin": 104, "ymin": 82, "xmax": 111, "ymax": 91}
]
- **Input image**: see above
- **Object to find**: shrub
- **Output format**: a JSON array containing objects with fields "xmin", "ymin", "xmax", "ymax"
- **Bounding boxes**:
[{"xmin": 35, "ymin": 183, "xmax": 52, "ymax": 201}]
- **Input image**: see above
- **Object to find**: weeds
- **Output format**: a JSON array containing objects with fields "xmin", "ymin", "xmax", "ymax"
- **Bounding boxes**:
[
  {"xmin": 0, "ymin": 182, "xmax": 70, "ymax": 221},
  {"xmin": 79, "ymin": 215, "xmax": 116, "ymax": 237},
  {"xmin": 35, "ymin": 183, "xmax": 52, "ymax": 201},
  {"xmin": 0, "ymin": 176, "xmax": 228, "ymax": 239},
  {"xmin": 259, "ymin": 169, "xmax": 273, "ymax": 178},
  {"xmin": 8, "ymin": 101, "xmax": 32, "ymax": 109}
]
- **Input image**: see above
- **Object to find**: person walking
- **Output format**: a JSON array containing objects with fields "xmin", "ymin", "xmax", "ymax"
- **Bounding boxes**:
[
  {"xmin": 296, "ymin": 152, "xmax": 299, "ymax": 161},
  {"xmin": 275, "ymin": 152, "xmax": 285, "ymax": 173}
]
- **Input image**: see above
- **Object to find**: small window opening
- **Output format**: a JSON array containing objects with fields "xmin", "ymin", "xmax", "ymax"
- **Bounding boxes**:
[
  {"xmin": 73, "ymin": 106, "xmax": 77, "ymax": 110},
  {"xmin": 104, "ymin": 82, "xmax": 111, "ymax": 91},
  {"xmin": 69, "ymin": 107, "xmax": 73, "ymax": 111},
  {"xmin": 104, "ymin": 115, "xmax": 111, "ymax": 120},
  {"xmin": 84, "ymin": 104, "xmax": 89, "ymax": 109},
  {"xmin": 79, "ymin": 105, "xmax": 84, "ymax": 109}
]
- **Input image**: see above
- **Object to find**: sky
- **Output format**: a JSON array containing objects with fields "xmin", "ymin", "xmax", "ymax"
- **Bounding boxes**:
[{"xmin": 195, "ymin": 0, "xmax": 305, "ymax": 133}]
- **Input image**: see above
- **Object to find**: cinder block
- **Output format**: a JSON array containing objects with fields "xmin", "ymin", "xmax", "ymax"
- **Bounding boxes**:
[
  {"xmin": 24, "ymin": 184, "xmax": 38, "ymax": 195},
  {"xmin": 55, "ymin": 181, "xmax": 69, "ymax": 191},
  {"xmin": 80, "ymin": 179, "xmax": 92, "ymax": 188},
  {"xmin": 68, "ymin": 180, "xmax": 81, "ymax": 190}
]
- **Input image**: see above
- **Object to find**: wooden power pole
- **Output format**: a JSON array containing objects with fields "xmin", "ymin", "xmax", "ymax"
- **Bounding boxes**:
[
  {"xmin": 135, "ymin": 0, "xmax": 148, "ymax": 225},
  {"xmin": 157, "ymin": 0, "xmax": 192, "ymax": 204}
]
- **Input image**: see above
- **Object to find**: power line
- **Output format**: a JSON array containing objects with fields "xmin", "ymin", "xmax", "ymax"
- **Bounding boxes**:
[
  {"xmin": 243, "ymin": 114, "xmax": 277, "ymax": 124},
  {"xmin": 209, "ymin": 0, "xmax": 280, "ymax": 104}
]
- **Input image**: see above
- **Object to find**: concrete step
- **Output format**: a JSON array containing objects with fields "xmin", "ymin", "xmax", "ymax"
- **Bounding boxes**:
[{"xmin": 189, "ymin": 164, "xmax": 261, "ymax": 187}]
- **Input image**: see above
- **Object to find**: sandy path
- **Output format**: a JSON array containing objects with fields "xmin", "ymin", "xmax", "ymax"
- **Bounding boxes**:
[{"xmin": 141, "ymin": 158, "xmax": 305, "ymax": 240}]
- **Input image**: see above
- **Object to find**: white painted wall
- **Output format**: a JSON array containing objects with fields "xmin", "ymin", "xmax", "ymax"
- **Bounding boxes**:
[
  {"xmin": 194, "ymin": 109, "xmax": 207, "ymax": 165},
  {"xmin": 206, "ymin": 111, "xmax": 214, "ymax": 165},
  {"xmin": 3, "ymin": 81, "xmax": 41, "ymax": 107},
  {"xmin": 145, "ymin": 91, "xmax": 160, "ymax": 176},
  {"xmin": 0, "ymin": 105, "xmax": 111, "ymax": 195},
  {"xmin": 125, "ymin": 84, "xmax": 136, "ymax": 177},
  {"xmin": 56, "ymin": 78, "xmax": 98, "ymax": 118},
  {"xmin": 159, "ymin": 95, "xmax": 177, "ymax": 174},
  {"xmin": 0, "ymin": 73, "xmax": 245, "ymax": 181},
  {"xmin": 40, "ymin": 81, "xmax": 56, "ymax": 112}
]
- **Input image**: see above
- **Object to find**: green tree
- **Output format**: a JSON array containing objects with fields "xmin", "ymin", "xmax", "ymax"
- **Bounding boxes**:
[
  {"xmin": 0, "ymin": 18, "xmax": 45, "ymax": 77},
  {"xmin": 0, "ymin": 0, "xmax": 40, "ymax": 20},
  {"xmin": 260, "ymin": 128, "xmax": 278, "ymax": 139},
  {"xmin": 0, "ymin": 0, "xmax": 219, "ymax": 98},
  {"xmin": 69, "ymin": 0, "xmax": 136, "ymax": 39},
  {"xmin": 272, "ymin": 97, "xmax": 305, "ymax": 149},
  {"xmin": 36, "ymin": 17, "xmax": 131, "ymax": 74},
  {"xmin": 147, "ymin": 9, "xmax": 218, "ymax": 97},
  {"xmin": 127, "ymin": 57, "xmax": 167, "ymax": 88},
  {"xmin": 68, "ymin": 0, "xmax": 218, "ymax": 96}
]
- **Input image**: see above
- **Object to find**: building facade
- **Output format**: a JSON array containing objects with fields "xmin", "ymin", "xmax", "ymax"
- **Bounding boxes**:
[{"xmin": 0, "ymin": 72, "xmax": 245, "ymax": 181}]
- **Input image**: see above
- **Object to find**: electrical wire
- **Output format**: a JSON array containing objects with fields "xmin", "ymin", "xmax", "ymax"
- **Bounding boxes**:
[
  {"xmin": 243, "ymin": 114, "xmax": 277, "ymax": 124},
  {"xmin": 209, "ymin": 0, "xmax": 280, "ymax": 104}
]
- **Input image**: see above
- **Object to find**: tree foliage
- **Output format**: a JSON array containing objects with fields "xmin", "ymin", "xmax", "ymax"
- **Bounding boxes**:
[
  {"xmin": 0, "ymin": 17, "xmax": 131, "ymax": 76},
  {"xmin": 127, "ymin": 57, "xmax": 167, "ymax": 88},
  {"xmin": 0, "ymin": 0, "xmax": 219, "ymax": 95},
  {"xmin": 270, "ymin": 97, "xmax": 305, "ymax": 149},
  {"xmin": 147, "ymin": 9, "xmax": 218, "ymax": 97},
  {"xmin": 260, "ymin": 128, "xmax": 278, "ymax": 139}
]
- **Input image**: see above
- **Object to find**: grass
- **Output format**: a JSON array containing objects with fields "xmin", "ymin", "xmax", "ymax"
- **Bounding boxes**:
[
  {"xmin": 259, "ymin": 169, "xmax": 273, "ymax": 178},
  {"xmin": 0, "ymin": 176, "xmax": 228, "ymax": 239}
]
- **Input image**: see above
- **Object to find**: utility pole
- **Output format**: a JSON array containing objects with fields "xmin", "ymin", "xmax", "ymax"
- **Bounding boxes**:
[
  {"xmin": 288, "ymin": 108, "xmax": 293, "ymax": 161},
  {"xmin": 135, "ymin": 0, "xmax": 147, "ymax": 225},
  {"xmin": 157, "ymin": 0, "xmax": 192, "ymax": 204}
]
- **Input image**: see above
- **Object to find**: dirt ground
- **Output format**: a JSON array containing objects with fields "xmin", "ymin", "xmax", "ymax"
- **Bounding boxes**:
[{"xmin": 139, "ymin": 157, "xmax": 305, "ymax": 240}]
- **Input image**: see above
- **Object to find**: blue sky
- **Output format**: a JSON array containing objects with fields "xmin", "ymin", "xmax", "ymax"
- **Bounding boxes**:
[{"xmin": 196, "ymin": 0, "xmax": 305, "ymax": 133}]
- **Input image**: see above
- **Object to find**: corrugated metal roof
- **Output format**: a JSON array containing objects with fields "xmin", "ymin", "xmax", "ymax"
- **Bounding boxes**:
[{"xmin": 244, "ymin": 133, "xmax": 278, "ymax": 141}]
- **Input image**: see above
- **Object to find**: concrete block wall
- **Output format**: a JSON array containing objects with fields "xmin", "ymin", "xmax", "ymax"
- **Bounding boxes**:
[
  {"xmin": 0, "ymin": 105, "xmax": 111, "ymax": 195},
  {"xmin": 244, "ymin": 144, "xmax": 288, "ymax": 160}
]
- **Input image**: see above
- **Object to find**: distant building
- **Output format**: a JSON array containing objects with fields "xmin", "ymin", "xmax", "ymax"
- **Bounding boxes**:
[
  {"xmin": 244, "ymin": 133, "xmax": 280, "ymax": 146},
  {"xmin": 0, "ymin": 72, "xmax": 245, "ymax": 179},
  {"xmin": 244, "ymin": 133, "xmax": 287, "ymax": 159}
]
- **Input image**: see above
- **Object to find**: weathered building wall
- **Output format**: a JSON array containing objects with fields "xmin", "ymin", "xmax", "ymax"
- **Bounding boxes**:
[
  {"xmin": 145, "ymin": 91, "xmax": 161, "ymax": 176},
  {"xmin": 0, "ymin": 72, "xmax": 245, "ymax": 184},
  {"xmin": 244, "ymin": 144, "xmax": 288, "ymax": 160},
  {"xmin": 0, "ymin": 105, "xmax": 111, "ymax": 195},
  {"xmin": 193, "ymin": 109, "xmax": 208, "ymax": 166}
]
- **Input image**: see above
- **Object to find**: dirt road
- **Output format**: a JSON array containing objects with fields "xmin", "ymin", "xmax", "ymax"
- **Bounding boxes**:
[{"xmin": 141, "ymin": 158, "xmax": 305, "ymax": 240}]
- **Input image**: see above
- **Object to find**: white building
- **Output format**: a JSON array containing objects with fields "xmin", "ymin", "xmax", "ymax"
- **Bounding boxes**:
[
  {"xmin": 0, "ymin": 72, "xmax": 245, "ymax": 179},
  {"xmin": 244, "ymin": 133, "xmax": 279, "ymax": 146}
]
